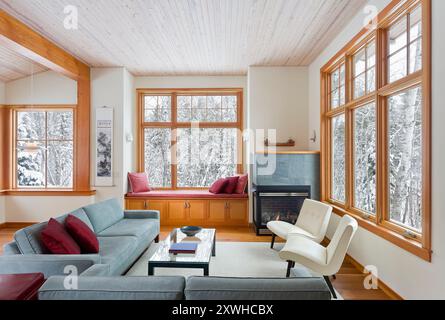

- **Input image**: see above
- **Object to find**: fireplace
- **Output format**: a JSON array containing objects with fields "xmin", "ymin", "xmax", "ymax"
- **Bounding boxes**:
[{"xmin": 252, "ymin": 185, "xmax": 311, "ymax": 235}]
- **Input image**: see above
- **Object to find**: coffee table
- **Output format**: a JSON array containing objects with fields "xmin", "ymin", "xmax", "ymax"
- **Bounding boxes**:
[{"xmin": 148, "ymin": 228, "xmax": 216, "ymax": 276}]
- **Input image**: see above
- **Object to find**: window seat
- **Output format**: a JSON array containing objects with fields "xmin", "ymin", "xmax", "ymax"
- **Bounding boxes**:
[
  {"xmin": 126, "ymin": 190, "xmax": 248, "ymax": 199},
  {"xmin": 125, "ymin": 190, "xmax": 249, "ymax": 227}
]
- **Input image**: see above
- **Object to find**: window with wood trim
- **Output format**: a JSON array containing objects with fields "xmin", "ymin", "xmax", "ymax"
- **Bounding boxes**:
[
  {"xmin": 321, "ymin": 0, "xmax": 431, "ymax": 261},
  {"xmin": 138, "ymin": 89, "xmax": 243, "ymax": 189},
  {"xmin": 329, "ymin": 63, "xmax": 346, "ymax": 109},
  {"xmin": 14, "ymin": 108, "xmax": 74, "ymax": 189}
]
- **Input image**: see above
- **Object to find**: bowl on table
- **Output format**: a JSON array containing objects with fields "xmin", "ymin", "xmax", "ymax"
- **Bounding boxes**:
[{"xmin": 180, "ymin": 226, "xmax": 202, "ymax": 237}]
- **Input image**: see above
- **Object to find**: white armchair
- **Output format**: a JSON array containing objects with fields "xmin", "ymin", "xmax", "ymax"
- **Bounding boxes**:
[
  {"xmin": 267, "ymin": 199, "xmax": 332, "ymax": 249},
  {"xmin": 279, "ymin": 215, "xmax": 358, "ymax": 298}
]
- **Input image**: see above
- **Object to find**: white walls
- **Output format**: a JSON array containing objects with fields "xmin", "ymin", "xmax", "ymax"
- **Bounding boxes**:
[
  {"xmin": 308, "ymin": 0, "xmax": 445, "ymax": 299},
  {"xmin": 91, "ymin": 68, "xmax": 135, "ymax": 203},
  {"xmin": 5, "ymin": 71, "xmax": 77, "ymax": 105},
  {"xmin": 0, "ymin": 81, "xmax": 5, "ymax": 104},
  {"xmin": 248, "ymin": 67, "xmax": 309, "ymax": 151},
  {"xmin": 123, "ymin": 69, "xmax": 135, "ymax": 193}
]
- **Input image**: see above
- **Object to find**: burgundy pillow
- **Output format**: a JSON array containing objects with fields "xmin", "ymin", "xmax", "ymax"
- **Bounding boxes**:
[
  {"xmin": 209, "ymin": 178, "xmax": 229, "ymax": 194},
  {"xmin": 235, "ymin": 174, "xmax": 248, "ymax": 194},
  {"xmin": 224, "ymin": 176, "xmax": 240, "ymax": 194},
  {"xmin": 41, "ymin": 218, "xmax": 81, "ymax": 255},
  {"xmin": 65, "ymin": 215, "xmax": 99, "ymax": 254},
  {"xmin": 128, "ymin": 172, "xmax": 152, "ymax": 193}
]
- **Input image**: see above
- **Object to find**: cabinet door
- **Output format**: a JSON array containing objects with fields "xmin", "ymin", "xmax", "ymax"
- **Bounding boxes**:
[
  {"xmin": 188, "ymin": 200, "xmax": 208, "ymax": 221},
  {"xmin": 227, "ymin": 200, "xmax": 248, "ymax": 225},
  {"xmin": 125, "ymin": 199, "xmax": 146, "ymax": 210},
  {"xmin": 167, "ymin": 201, "xmax": 188, "ymax": 224},
  {"xmin": 208, "ymin": 201, "xmax": 227, "ymax": 223},
  {"xmin": 147, "ymin": 200, "xmax": 168, "ymax": 224}
]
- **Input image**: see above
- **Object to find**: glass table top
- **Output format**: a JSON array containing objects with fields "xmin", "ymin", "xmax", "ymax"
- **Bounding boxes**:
[{"xmin": 149, "ymin": 228, "xmax": 216, "ymax": 264}]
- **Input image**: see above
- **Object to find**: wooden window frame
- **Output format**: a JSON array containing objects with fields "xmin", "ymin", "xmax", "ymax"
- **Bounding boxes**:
[
  {"xmin": 137, "ymin": 88, "xmax": 244, "ymax": 190},
  {"xmin": 320, "ymin": 0, "xmax": 431, "ymax": 261},
  {"xmin": 12, "ymin": 106, "xmax": 75, "ymax": 190}
]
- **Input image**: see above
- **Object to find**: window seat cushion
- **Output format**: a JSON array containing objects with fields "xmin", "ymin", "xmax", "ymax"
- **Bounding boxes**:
[{"xmin": 126, "ymin": 190, "xmax": 248, "ymax": 199}]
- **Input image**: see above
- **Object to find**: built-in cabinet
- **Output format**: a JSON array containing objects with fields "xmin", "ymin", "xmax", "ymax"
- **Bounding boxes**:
[{"xmin": 125, "ymin": 197, "xmax": 249, "ymax": 227}]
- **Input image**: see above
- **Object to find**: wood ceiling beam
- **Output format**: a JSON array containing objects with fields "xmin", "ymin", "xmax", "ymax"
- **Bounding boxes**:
[{"xmin": 0, "ymin": 9, "xmax": 91, "ymax": 192}]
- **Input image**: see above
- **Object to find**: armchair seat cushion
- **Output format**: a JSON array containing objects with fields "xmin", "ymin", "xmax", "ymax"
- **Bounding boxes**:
[
  {"xmin": 98, "ymin": 219, "xmax": 159, "ymax": 238},
  {"xmin": 267, "ymin": 221, "xmax": 315, "ymax": 240},
  {"xmin": 279, "ymin": 235, "xmax": 327, "ymax": 268}
]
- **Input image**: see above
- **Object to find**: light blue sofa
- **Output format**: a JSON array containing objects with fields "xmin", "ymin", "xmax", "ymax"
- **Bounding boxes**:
[{"xmin": 0, "ymin": 198, "xmax": 160, "ymax": 278}]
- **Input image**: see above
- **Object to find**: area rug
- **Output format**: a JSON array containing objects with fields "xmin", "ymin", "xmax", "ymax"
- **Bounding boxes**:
[{"xmin": 126, "ymin": 241, "xmax": 342, "ymax": 300}]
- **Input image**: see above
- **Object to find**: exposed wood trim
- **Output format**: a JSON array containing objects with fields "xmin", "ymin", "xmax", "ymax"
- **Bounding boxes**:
[
  {"xmin": 137, "ymin": 88, "xmax": 244, "ymax": 189},
  {"xmin": 320, "ymin": 0, "xmax": 431, "ymax": 261},
  {"xmin": 3, "ymin": 190, "xmax": 96, "ymax": 196},
  {"xmin": 0, "ymin": 9, "xmax": 91, "ymax": 192},
  {"xmin": 255, "ymin": 151, "xmax": 320, "ymax": 155},
  {"xmin": 345, "ymin": 255, "xmax": 404, "ymax": 300},
  {"xmin": 0, "ymin": 10, "xmax": 88, "ymax": 80}
]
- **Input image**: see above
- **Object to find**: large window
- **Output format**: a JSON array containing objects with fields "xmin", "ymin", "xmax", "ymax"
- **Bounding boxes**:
[
  {"xmin": 321, "ymin": 0, "xmax": 431, "ymax": 261},
  {"xmin": 15, "ymin": 109, "xmax": 74, "ymax": 189},
  {"xmin": 139, "ymin": 89, "xmax": 243, "ymax": 189}
]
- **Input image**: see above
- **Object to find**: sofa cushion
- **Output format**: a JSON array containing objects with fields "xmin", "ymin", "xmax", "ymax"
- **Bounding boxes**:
[
  {"xmin": 128, "ymin": 172, "xmax": 152, "ymax": 193},
  {"xmin": 14, "ymin": 208, "xmax": 92, "ymax": 254},
  {"xmin": 97, "ymin": 236, "xmax": 138, "ymax": 275},
  {"xmin": 41, "ymin": 219, "xmax": 81, "ymax": 255},
  {"xmin": 82, "ymin": 199, "xmax": 124, "ymax": 233},
  {"xmin": 209, "ymin": 178, "xmax": 228, "ymax": 194},
  {"xmin": 65, "ymin": 215, "xmax": 99, "ymax": 254},
  {"xmin": 184, "ymin": 276, "xmax": 332, "ymax": 300},
  {"xmin": 126, "ymin": 190, "xmax": 249, "ymax": 199},
  {"xmin": 224, "ymin": 176, "xmax": 239, "ymax": 194},
  {"xmin": 98, "ymin": 219, "xmax": 159, "ymax": 239}
]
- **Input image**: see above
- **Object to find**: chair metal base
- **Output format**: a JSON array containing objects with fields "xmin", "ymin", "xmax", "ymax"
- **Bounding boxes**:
[
  {"xmin": 323, "ymin": 276, "xmax": 337, "ymax": 299},
  {"xmin": 270, "ymin": 234, "xmax": 276, "ymax": 249}
]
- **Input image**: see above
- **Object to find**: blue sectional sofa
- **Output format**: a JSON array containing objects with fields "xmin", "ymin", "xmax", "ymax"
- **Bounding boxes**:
[{"xmin": 0, "ymin": 198, "xmax": 160, "ymax": 278}]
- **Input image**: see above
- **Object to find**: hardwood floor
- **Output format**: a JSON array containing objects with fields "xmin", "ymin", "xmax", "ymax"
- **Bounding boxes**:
[{"xmin": 0, "ymin": 224, "xmax": 392, "ymax": 300}]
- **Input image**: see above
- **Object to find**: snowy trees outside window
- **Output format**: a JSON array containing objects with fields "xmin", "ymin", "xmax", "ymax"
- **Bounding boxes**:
[
  {"xmin": 389, "ymin": 87, "xmax": 423, "ymax": 231},
  {"xmin": 354, "ymin": 103, "xmax": 377, "ymax": 214},
  {"xmin": 330, "ymin": 64, "xmax": 346, "ymax": 109},
  {"xmin": 16, "ymin": 110, "xmax": 74, "ymax": 188},
  {"xmin": 142, "ymin": 92, "xmax": 240, "ymax": 189},
  {"xmin": 331, "ymin": 114, "xmax": 345, "ymax": 203}
]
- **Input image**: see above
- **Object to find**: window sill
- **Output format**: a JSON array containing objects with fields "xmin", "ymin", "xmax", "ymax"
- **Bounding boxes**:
[
  {"xmin": 3, "ymin": 189, "xmax": 96, "ymax": 196},
  {"xmin": 324, "ymin": 201, "xmax": 432, "ymax": 262}
]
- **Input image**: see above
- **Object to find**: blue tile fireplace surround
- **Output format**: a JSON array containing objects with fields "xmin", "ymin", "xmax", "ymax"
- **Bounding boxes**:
[
  {"xmin": 254, "ymin": 152, "xmax": 320, "ymax": 199},
  {"xmin": 253, "ymin": 152, "xmax": 320, "ymax": 235}
]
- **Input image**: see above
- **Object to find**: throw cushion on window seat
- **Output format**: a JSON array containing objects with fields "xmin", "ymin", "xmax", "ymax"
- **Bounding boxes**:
[
  {"xmin": 41, "ymin": 218, "xmax": 81, "ymax": 255},
  {"xmin": 209, "ymin": 178, "xmax": 229, "ymax": 194},
  {"xmin": 128, "ymin": 172, "xmax": 153, "ymax": 193},
  {"xmin": 65, "ymin": 214, "xmax": 100, "ymax": 254},
  {"xmin": 224, "ymin": 176, "xmax": 240, "ymax": 194},
  {"xmin": 235, "ymin": 174, "xmax": 248, "ymax": 194}
]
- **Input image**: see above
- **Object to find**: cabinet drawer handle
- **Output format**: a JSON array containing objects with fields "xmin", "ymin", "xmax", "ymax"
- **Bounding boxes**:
[
  {"xmin": 184, "ymin": 202, "xmax": 187, "ymax": 209},
  {"xmin": 144, "ymin": 201, "xmax": 147, "ymax": 209}
]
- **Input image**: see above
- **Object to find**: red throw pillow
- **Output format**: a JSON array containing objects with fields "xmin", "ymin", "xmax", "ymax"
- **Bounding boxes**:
[
  {"xmin": 128, "ymin": 172, "xmax": 152, "ymax": 193},
  {"xmin": 235, "ymin": 174, "xmax": 248, "ymax": 194},
  {"xmin": 65, "ymin": 215, "xmax": 99, "ymax": 254},
  {"xmin": 209, "ymin": 178, "xmax": 229, "ymax": 194},
  {"xmin": 224, "ymin": 176, "xmax": 240, "ymax": 194},
  {"xmin": 41, "ymin": 218, "xmax": 81, "ymax": 255}
]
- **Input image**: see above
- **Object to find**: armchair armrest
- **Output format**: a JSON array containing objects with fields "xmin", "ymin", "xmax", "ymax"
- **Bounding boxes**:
[
  {"xmin": 124, "ymin": 210, "xmax": 160, "ymax": 220},
  {"xmin": 0, "ymin": 254, "xmax": 101, "ymax": 278}
]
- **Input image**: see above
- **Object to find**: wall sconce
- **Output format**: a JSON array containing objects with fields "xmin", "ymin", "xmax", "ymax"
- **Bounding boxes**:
[
  {"xmin": 310, "ymin": 130, "xmax": 317, "ymax": 143},
  {"xmin": 126, "ymin": 133, "xmax": 134, "ymax": 143}
]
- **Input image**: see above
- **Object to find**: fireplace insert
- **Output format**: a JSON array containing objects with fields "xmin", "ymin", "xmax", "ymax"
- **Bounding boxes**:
[{"xmin": 252, "ymin": 185, "xmax": 311, "ymax": 235}]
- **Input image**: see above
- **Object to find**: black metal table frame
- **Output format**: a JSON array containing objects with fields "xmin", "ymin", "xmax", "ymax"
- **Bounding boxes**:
[{"xmin": 148, "ymin": 230, "xmax": 216, "ymax": 276}]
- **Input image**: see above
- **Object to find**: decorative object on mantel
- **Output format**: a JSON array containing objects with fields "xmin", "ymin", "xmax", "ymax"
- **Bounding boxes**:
[
  {"xmin": 264, "ymin": 138, "xmax": 295, "ymax": 147},
  {"xmin": 95, "ymin": 107, "xmax": 114, "ymax": 187}
]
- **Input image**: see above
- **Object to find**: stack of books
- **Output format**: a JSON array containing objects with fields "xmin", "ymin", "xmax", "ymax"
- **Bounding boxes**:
[{"xmin": 169, "ymin": 243, "xmax": 198, "ymax": 254}]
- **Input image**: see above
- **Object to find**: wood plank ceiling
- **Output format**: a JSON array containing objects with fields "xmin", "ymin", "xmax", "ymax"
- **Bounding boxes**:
[
  {"xmin": 0, "ymin": 46, "xmax": 48, "ymax": 82},
  {"xmin": 0, "ymin": 0, "xmax": 367, "ymax": 76}
]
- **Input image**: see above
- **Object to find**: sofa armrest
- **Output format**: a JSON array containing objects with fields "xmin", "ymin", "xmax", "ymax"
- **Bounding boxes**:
[
  {"xmin": 124, "ymin": 210, "xmax": 160, "ymax": 220},
  {"xmin": 80, "ymin": 264, "xmax": 111, "ymax": 277},
  {"xmin": 39, "ymin": 276, "xmax": 185, "ymax": 300},
  {"xmin": 0, "ymin": 254, "xmax": 101, "ymax": 278}
]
